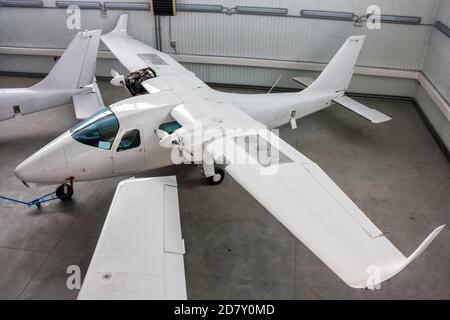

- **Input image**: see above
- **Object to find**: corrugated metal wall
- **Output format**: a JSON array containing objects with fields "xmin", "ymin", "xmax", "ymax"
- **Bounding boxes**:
[
  {"xmin": 1, "ymin": 0, "xmax": 448, "ymax": 150},
  {"xmin": 417, "ymin": 0, "xmax": 450, "ymax": 149},
  {"xmin": 166, "ymin": 0, "xmax": 437, "ymax": 70},
  {"xmin": 0, "ymin": 0, "xmax": 440, "ymax": 96}
]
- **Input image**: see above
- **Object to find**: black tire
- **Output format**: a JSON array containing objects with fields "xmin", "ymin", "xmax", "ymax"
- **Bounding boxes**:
[
  {"xmin": 206, "ymin": 168, "xmax": 225, "ymax": 185},
  {"xmin": 56, "ymin": 184, "xmax": 74, "ymax": 201}
]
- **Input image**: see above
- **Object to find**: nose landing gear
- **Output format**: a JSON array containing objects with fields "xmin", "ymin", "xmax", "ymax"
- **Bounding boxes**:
[
  {"xmin": 56, "ymin": 177, "xmax": 74, "ymax": 201},
  {"xmin": 55, "ymin": 184, "xmax": 74, "ymax": 201},
  {"xmin": 202, "ymin": 158, "xmax": 225, "ymax": 186}
]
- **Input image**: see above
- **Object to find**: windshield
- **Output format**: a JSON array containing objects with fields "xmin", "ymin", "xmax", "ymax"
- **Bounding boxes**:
[{"xmin": 70, "ymin": 108, "xmax": 119, "ymax": 150}]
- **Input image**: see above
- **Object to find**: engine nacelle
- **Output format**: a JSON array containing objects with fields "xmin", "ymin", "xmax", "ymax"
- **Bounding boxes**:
[{"xmin": 110, "ymin": 74, "xmax": 125, "ymax": 87}]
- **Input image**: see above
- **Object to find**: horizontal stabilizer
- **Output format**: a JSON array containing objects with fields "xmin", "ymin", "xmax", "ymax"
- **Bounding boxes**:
[
  {"xmin": 72, "ymin": 80, "xmax": 104, "ymax": 119},
  {"xmin": 333, "ymin": 96, "xmax": 392, "ymax": 123},
  {"xmin": 292, "ymin": 77, "xmax": 315, "ymax": 87}
]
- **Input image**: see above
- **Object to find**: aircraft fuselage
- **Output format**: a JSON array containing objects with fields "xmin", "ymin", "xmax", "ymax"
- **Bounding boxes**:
[{"xmin": 14, "ymin": 86, "xmax": 337, "ymax": 185}]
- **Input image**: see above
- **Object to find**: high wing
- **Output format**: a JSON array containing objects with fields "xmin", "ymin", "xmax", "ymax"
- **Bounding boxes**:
[
  {"xmin": 102, "ymin": 15, "xmax": 194, "ymax": 77},
  {"xmin": 78, "ymin": 176, "xmax": 187, "ymax": 300},
  {"xmin": 101, "ymin": 14, "xmax": 208, "ymax": 96},
  {"xmin": 172, "ymin": 107, "xmax": 444, "ymax": 288}
]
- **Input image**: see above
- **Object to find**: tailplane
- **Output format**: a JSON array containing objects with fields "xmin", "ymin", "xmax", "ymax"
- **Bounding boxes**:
[
  {"xmin": 306, "ymin": 35, "xmax": 365, "ymax": 94},
  {"xmin": 33, "ymin": 30, "xmax": 101, "ymax": 90}
]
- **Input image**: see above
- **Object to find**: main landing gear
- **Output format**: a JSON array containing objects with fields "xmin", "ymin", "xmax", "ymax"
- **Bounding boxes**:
[
  {"xmin": 206, "ymin": 168, "xmax": 225, "ymax": 186},
  {"xmin": 202, "ymin": 160, "xmax": 225, "ymax": 186},
  {"xmin": 55, "ymin": 178, "xmax": 74, "ymax": 201}
]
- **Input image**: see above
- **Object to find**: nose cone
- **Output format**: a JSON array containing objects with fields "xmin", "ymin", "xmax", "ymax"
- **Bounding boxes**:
[{"xmin": 15, "ymin": 132, "xmax": 70, "ymax": 184}]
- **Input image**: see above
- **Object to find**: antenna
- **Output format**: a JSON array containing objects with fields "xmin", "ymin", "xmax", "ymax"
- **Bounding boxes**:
[{"xmin": 267, "ymin": 76, "xmax": 282, "ymax": 95}]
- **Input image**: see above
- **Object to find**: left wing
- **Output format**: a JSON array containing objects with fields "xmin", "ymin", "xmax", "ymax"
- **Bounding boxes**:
[
  {"xmin": 78, "ymin": 176, "xmax": 187, "ymax": 300},
  {"xmin": 102, "ymin": 14, "xmax": 193, "ymax": 77},
  {"xmin": 102, "ymin": 14, "xmax": 208, "ymax": 95}
]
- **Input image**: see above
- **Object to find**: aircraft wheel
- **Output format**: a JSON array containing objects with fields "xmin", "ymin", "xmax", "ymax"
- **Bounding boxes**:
[
  {"xmin": 56, "ymin": 184, "xmax": 74, "ymax": 201},
  {"xmin": 207, "ymin": 168, "xmax": 225, "ymax": 186}
]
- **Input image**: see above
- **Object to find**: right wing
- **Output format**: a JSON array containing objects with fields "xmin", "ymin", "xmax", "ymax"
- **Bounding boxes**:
[
  {"xmin": 168, "ymin": 103, "xmax": 444, "ymax": 289},
  {"xmin": 211, "ymin": 129, "xmax": 444, "ymax": 288},
  {"xmin": 78, "ymin": 176, "xmax": 187, "ymax": 300}
]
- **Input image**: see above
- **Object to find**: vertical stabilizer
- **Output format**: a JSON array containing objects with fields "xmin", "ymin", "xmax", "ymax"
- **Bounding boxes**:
[
  {"xmin": 306, "ymin": 36, "xmax": 365, "ymax": 94},
  {"xmin": 33, "ymin": 30, "xmax": 101, "ymax": 90}
]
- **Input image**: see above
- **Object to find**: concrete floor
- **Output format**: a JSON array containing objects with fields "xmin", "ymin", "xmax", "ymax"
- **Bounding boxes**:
[{"xmin": 0, "ymin": 75, "xmax": 449, "ymax": 300}]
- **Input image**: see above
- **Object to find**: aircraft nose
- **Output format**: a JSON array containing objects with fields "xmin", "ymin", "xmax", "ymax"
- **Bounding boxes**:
[
  {"xmin": 15, "ymin": 134, "xmax": 70, "ymax": 184},
  {"xmin": 15, "ymin": 158, "xmax": 36, "ymax": 183}
]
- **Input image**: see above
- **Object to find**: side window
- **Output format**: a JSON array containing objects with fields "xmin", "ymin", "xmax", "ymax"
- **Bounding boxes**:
[{"xmin": 117, "ymin": 129, "xmax": 141, "ymax": 152}]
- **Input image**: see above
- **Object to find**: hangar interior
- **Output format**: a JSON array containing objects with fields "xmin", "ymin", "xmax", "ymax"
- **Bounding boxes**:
[{"xmin": 0, "ymin": 0, "xmax": 449, "ymax": 299}]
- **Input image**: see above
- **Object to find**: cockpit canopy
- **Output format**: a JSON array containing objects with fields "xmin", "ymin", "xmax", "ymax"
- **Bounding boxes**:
[{"xmin": 70, "ymin": 108, "xmax": 119, "ymax": 150}]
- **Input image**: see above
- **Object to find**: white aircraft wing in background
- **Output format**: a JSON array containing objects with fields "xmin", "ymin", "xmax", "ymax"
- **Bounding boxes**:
[
  {"xmin": 78, "ymin": 176, "xmax": 187, "ymax": 300},
  {"xmin": 101, "ymin": 15, "xmax": 193, "ymax": 77}
]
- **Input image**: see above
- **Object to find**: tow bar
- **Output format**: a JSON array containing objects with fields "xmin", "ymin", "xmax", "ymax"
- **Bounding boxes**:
[{"xmin": 0, "ymin": 192, "xmax": 59, "ymax": 208}]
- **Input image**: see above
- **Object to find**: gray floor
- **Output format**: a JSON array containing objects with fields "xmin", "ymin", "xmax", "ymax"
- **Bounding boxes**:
[{"xmin": 0, "ymin": 75, "xmax": 449, "ymax": 300}]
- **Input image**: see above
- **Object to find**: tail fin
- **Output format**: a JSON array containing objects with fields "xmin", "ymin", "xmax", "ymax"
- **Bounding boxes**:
[
  {"xmin": 33, "ymin": 30, "xmax": 101, "ymax": 90},
  {"xmin": 112, "ymin": 13, "xmax": 128, "ymax": 35},
  {"xmin": 306, "ymin": 35, "xmax": 365, "ymax": 94}
]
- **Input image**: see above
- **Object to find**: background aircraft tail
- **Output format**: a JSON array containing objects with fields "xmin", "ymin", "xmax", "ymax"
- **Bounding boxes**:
[
  {"xmin": 33, "ymin": 30, "xmax": 101, "ymax": 90},
  {"xmin": 305, "ymin": 35, "xmax": 365, "ymax": 94}
]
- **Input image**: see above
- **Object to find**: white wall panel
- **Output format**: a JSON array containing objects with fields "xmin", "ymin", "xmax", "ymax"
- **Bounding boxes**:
[
  {"xmin": 0, "ymin": 0, "xmax": 443, "ymax": 99},
  {"xmin": 163, "ymin": 13, "xmax": 432, "ymax": 70},
  {"xmin": 436, "ymin": 0, "xmax": 450, "ymax": 23},
  {"xmin": 177, "ymin": 0, "xmax": 439, "ymax": 24},
  {"xmin": 416, "ymin": 0, "xmax": 450, "ymax": 151},
  {"xmin": 423, "ymin": 29, "xmax": 450, "ymax": 102},
  {"xmin": 416, "ymin": 86, "xmax": 450, "ymax": 150},
  {"xmin": 0, "ymin": 8, "xmax": 155, "ymax": 50}
]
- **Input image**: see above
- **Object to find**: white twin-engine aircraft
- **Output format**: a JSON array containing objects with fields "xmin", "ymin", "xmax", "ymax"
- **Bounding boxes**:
[
  {"xmin": 14, "ymin": 15, "xmax": 444, "ymax": 299},
  {"xmin": 0, "ymin": 30, "xmax": 103, "ymax": 122}
]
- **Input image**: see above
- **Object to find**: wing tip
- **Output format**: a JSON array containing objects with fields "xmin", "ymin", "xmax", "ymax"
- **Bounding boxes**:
[
  {"xmin": 349, "ymin": 225, "xmax": 445, "ymax": 289},
  {"xmin": 406, "ymin": 224, "xmax": 445, "ymax": 261},
  {"xmin": 380, "ymin": 224, "xmax": 445, "ymax": 288},
  {"xmin": 371, "ymin": 115, "xmax": 392, "ymax": 123}
]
